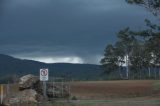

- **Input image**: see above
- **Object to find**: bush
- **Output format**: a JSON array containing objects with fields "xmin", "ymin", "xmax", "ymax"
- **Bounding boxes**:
[
  {"xmin": 71, "ymin": 96, "xmax": 77, "ymax": 100},
  {"xmin": 153, "ymin": 81, "xmax": 160, "ymax": 91}
]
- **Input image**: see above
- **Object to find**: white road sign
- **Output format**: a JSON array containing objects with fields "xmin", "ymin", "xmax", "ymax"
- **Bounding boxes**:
[{"xmin": 40, "ymin": 69, "xmax": 49, "ymax": 81}]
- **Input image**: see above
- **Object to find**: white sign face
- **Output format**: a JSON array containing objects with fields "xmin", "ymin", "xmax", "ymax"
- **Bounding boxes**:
[{"xmin": 40, "ymin": 69, "xmax": 49, "ymax": 81}]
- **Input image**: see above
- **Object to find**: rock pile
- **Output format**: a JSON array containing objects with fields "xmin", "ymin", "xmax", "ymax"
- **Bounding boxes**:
[
  {"xmin": 19, "ymin": 74, "xmax": 43, "ymax": 95},
  {"xmin": 3, "ymin": 74, "xmax": 70, "ymax": 106},
  {"xmin": 4, "ymin": 74, "xmax": 43, "ymax": 106}
]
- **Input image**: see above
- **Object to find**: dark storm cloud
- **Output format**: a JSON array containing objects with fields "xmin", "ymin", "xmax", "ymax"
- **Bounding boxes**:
[
  {"xmin": 0, "ymin": 0, "xmax": 158, "ymax": 64},
  {"xmin": 0, "ymin": 0, "xmax": 9, "ymax": 15}
]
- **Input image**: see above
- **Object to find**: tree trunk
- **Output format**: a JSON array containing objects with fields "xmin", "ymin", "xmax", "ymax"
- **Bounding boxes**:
[
  {"xmin": 119, "ymin": 67, "xmax": 123, "ymax": 79},
  {"xmin": 154, "ymin": 68, "xmax": 156, "ymax": 80},
  {"xmin": 140, "ymin": 69, "xmax": 142, "ymax": 80},
  {"xmin": 126, "ymin": 55, "xmax": 129, "ymax": 79},
  {"xmin": 148, "ymin": 67, "xmax": 151, "ymax": 78},
  {"xmin": 119, "ymin": 62, "xmax": 124, "ymax": 79},
  {"xmin": 158, "ymin": 67, "xmax": 160, "ymax": 80},
  {"xmin": 159, "ymin": 68, "xmax": 160, "ymax": 80}
]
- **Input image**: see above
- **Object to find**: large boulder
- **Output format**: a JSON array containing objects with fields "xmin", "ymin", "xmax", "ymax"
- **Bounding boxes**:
[
  {"xmin": 4, "ymin": 89, "xmax": 37, "ymax": 106},
  {"xmin": 2, "ymin": 74, "xmax": 70, "ymax": 105},
  {"xmin": 47, "ymin": 83, "xmax": 70, "ymax": 98},
  {"xmin": 19, "ymin": 74, "xmax": 39, "ymax": 90}
]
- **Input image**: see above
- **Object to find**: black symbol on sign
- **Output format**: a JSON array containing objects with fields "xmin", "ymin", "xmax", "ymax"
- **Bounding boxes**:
[{"xmin": 41, "ymin": 69, "xmax": 48, "ymax": 76}]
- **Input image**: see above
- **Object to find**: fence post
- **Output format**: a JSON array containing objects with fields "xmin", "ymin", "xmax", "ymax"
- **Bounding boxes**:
[{"xmin": 0, "ymin": 84, "xmax": 4, "ymax": 105}]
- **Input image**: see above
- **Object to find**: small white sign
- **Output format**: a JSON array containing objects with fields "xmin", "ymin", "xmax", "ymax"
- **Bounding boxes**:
[{"xmin": 40, "ymin": 69, "xmax": 49, "ymax": 81}]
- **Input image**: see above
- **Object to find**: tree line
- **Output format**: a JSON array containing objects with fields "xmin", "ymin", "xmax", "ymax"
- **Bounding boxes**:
[{"xmin": 100, "ymin": 0, "xmax": 160, "ymax": 80}]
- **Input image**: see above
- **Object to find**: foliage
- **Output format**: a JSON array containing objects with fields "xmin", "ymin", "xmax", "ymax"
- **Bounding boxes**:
[
  {"xmin": 71, "ymin": 96, "xmax": 78, "ymax": 100},
  {"xmin": 100, "ymin": 44, "xmax": 119, "ymax": 74},
  {"xmin": 101, "ymin": 22, "xmax": 160, "ymax": 79},
  {"xmin": 153, "ymin": 81, "xmax": 160, "ymax": 91},
  {"xmin": 126, "ymin": 0, "xmax": 160, "ymax": 16},
  {"xmin": 101, "ymin": 0, "xmax": 160, "ymax": 80},
  {"xmin": 0, "ymin": 75, "xmax": 19, "ymax": 83}
]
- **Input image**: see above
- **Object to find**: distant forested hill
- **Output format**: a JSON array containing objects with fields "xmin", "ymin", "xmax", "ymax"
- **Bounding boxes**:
[{"xmin": 0, "ymin": 54, "xmax": 104, "ymax": 81}]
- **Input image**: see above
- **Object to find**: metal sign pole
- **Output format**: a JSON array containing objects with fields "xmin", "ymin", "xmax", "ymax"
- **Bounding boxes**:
[
  {"xmin": 43, "ymin": 81, "xmax": 47, "ymax": 100},
  {"xmin": 7, "ymin": 82, "xmax": 10, "ymax": 96}
]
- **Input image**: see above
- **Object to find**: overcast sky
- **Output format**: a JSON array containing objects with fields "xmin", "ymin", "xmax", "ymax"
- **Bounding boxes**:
[{"xmin": 0, "ymin": 0, "xmax": 158, "ymax": 64}]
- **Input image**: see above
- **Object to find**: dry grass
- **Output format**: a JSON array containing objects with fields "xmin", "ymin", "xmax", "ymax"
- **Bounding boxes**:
[
  {"xmin": 70, "ymin": 80, "xmax": 157, "ymax": 99},
  {"xmin": 2, "ymin": 80, "xmax": 158, "ymax": 99}
]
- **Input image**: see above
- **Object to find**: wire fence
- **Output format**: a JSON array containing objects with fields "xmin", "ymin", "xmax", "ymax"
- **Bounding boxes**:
[{"xmin": 1, "ymin": 79, "xmax": 160, "ymax": 106}]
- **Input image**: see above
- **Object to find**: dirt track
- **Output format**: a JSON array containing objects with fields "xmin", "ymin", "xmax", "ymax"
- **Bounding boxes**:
[{"xmin": 70, "ymin": 80, "xmax": 157, "ymax": 99}]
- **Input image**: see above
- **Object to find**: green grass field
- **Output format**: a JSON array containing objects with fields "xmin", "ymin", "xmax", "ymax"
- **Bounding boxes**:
[{"xmin": 13, "ymin": 99, "xmax": 160, "ymax": 106}]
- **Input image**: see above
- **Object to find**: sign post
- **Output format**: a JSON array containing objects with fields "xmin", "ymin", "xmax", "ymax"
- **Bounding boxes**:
[
  {"xmin": 0, "ymin": 84, "xmax": 3, "ymax": 105},
  {"xmin": 40, "ymin": 69, "xmax": 49, "ymax": 100}
]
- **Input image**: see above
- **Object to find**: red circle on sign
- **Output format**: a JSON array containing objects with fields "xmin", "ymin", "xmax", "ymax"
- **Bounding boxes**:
[{"xmin": 41, "ymin": 69, "xmax": 48, "ymax": 76}]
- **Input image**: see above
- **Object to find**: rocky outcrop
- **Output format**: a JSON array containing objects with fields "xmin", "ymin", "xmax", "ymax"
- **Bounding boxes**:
[
  {"xmin": 3, "ymin": 75, "xmax": 41, "ymax": 106},
  {"xmin": 4, "ymin": 89, "xmax": 37, "ymax": 106},
  {"xmin": 19, "ymin": 74, "xmax": 39, "ymax": 90},
  {"xmin": 3, "ymin": 74, "xmax": 70, "ymax": 106}
]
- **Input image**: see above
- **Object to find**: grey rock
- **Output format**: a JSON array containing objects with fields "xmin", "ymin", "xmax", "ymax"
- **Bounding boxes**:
[
  {"xmin": 19, "ymin": 74, "xmax": 39, "ymax": 90},
  {"xmin": 4, "ymin": 89, "xmax": 37, "ymax": 106}
]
